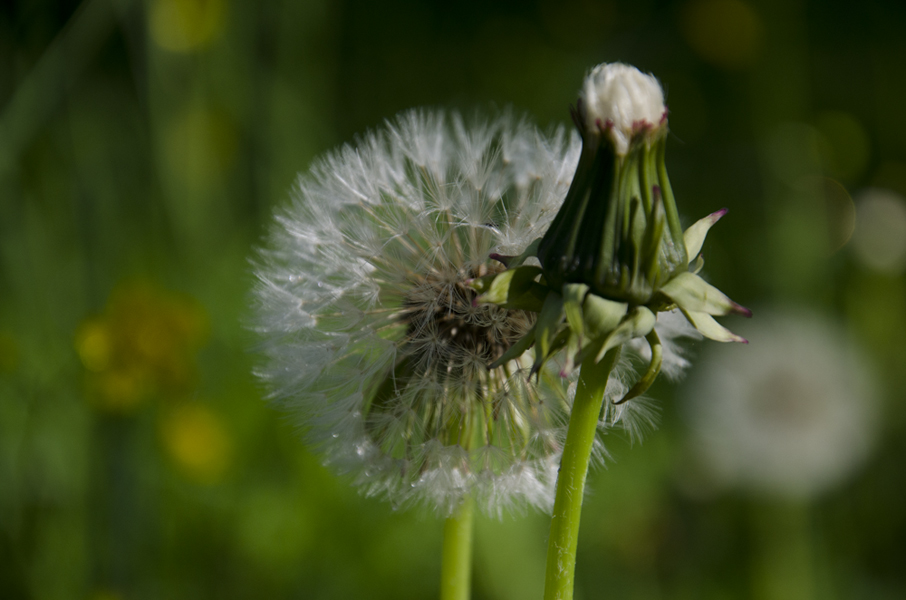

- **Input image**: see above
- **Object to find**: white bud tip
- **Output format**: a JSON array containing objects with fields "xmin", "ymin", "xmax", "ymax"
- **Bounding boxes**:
[{"xmin": 579, "ymin": 62, "xmax": 667, "ymax": 155}]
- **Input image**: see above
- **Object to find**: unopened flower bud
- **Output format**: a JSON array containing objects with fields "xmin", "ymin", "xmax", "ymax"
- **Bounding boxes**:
[
  {"xmin": 537, "ymin": 62, "xmax": 686, "ymax": 305},
  {"xmin": 473, "ymin": 62, "xmax": 749, "ymax": 399},
  {"xmin": 579, "ymin": 63, "xmax": 667, "ymax": 156}
]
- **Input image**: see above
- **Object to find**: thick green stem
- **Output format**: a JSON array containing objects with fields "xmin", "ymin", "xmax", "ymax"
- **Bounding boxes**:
[
  {"xmin": 543, "ymin": 348, "xmax": 619, "ymax": 600},
  {"xmin": 440, "ymin": 495, "xmax": 475, "ymax": 600}
]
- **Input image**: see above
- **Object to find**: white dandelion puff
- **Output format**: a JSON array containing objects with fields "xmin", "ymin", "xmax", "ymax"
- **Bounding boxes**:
[{"xmin": 252, "ymin": 109, "xmax": 664, "ymax": 516}]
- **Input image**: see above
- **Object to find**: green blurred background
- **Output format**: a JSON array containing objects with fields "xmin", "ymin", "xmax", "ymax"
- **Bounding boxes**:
[{"xmin": 2, "ymin": 0, "xmax": 905, "ymax": 598}]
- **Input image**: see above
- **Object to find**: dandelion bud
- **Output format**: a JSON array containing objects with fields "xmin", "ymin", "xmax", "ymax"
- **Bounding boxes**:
[
  {"xmin": 537, "ymin": 62, "xmax": 686, "ymax": 305},
  {"xmin": 578, "ymin": 62, "xmax": 667, "ymax": 157},
  {"xmin": 473, "ymin": 62, "xmax": 749, "ymax": 396}
]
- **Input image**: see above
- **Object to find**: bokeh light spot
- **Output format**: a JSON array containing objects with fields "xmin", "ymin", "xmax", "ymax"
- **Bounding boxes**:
[
  {"xmin": 681, "ymin": 0, "xmax": 763, "ymax": 69},
  {"xmin": 98, "ymin": 370, "xmax": 145, "ymax": 412},
  {"xmin": 851, "ymin": 188, "xmax": 906, "ymax": 274},
  {"xmin": 161, "ymin": 404, "xmax": 232, "ymax": 483},
  {"xmin": 684, "ymin": 310, "xmax": 878, "ymax": 499},
  {"xmin": 75, "ymin": 321, "xmax": 111, "ymax": 373}
]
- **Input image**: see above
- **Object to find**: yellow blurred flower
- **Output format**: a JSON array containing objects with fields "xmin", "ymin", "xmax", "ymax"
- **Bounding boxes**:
[
  {"xmin": 75, "ymin": 282, "xmax": 207, "ymax": 413},
  {"xmin": 160, "ymin": 403, "xmax": 232, "ymax": 483},
  {"xmin": 75, "ymin": 321, "xmax": 111, "ymax": 373},
  {"xmin": 149, "ymin": 0, "xmax": 226, "ymax": 53}
]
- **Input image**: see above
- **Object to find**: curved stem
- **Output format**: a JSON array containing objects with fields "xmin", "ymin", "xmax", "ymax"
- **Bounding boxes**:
[
  {"xmin": 440, "ymin": 495, "xmax": 475, "ymax": 600},
  {"xmin": 544, "ymin": 348, "xmax": 619, "ymax": 600}
]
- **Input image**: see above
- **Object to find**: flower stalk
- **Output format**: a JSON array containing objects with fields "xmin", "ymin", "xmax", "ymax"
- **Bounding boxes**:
[
  {"xmin": 440, "ymin": 496, "xmax": 475, "ymax": 600},
  {"xmin": 543, "ymin": 348, "xmax": 620, "ymax": 600}
]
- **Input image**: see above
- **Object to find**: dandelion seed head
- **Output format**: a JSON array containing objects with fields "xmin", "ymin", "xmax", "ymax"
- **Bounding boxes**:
[
  {"xmin": 253, "ymin": 108, "xmax": 692, "ymax": 515},
  {"xmin": 254, "ymin": 110, "xmax": 657, "ymax": 515}
]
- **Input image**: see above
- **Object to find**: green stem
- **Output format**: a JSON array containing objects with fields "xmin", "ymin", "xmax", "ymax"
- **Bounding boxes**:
[
  {"xmin": 440, "ymin": 495, "xmax": 475, "ymax": 600},
  {"xmin": 543, "ymin": 348, "xmax": 619, "ymax": 600}
]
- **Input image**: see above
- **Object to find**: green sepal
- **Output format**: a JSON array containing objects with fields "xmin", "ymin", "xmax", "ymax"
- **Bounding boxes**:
[
  {"xmin": 593, "ymin": 306, "xmax": 656, "ymax": 363},
  {"xmin": 683, "ymin": 208, "xmax": 727, "ymax": 263},
  {"xmin": 614, "ymin": 328, "xmax": 663, "ymax": 404},
  {"xmin": 627, "ymin": 197, "xmax": 646, "ymax": 281},
  {"xmin": 681, "ymin": 309, "xmax": 748, "ymax": 343},
  {"xmin": 581, "ymin": 293, "xmax": 628, "ymax": 338},
  {"xmin": 690, "ymin": 254, "xmax": 705, "ymax": 274},
  {"xmin": 516, "ymin": 282, "xmax": 551, "ymax": 312},
  {"xmin": 641, "ymin": 191, "xmax": 666, "ymax": 286},
  {"xmin": 535, "ymin": 292, "xmax": 565, "ymax": 363},
  {"xmin": 471, "ymin": 265, "xmax": 546, "ymax": 311},
  {"xmin": 469, "ymin": 273, "xmax": 496, "ymax": 295},
  {"xmin": 489, "ymin": 322, "xmax": 537, "ymax": 369},
  {"xmin": 658, "ymin": 272, "xmax": 751, "ymax": 317},
  {"xmin": 562, "ymin": 283, "xmax": 590, "ymax": 340},
  {"xmin": 532, "ymin": 328, "xmax": 570, "ymax": 376},
  {"xmin": 561, "ymin": 330, "xmax": 582, "ymax": 376},
  {"xmin": 655, "ymin": 136, "xmax": 689, "ymax": 269}
]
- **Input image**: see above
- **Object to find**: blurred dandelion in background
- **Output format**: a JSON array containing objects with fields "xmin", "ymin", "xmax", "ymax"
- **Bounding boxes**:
[
  {"xmin": 683, "ymin": 309, "xmax": 878, "ymax": 498},
  {"xmin": 682, "ymin": 309, "xmax": 881, "ymax": 599}
]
